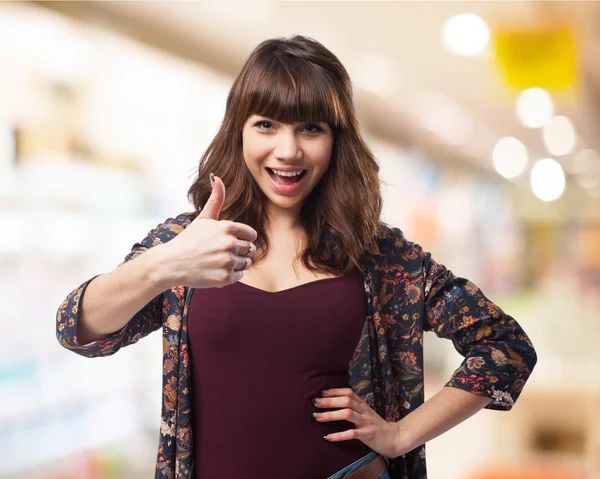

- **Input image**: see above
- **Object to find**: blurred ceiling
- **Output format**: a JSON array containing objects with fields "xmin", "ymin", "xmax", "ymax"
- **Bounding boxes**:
[{"xmin": 37, "ymin": 1, "xmax": 600, "ymax": 183}]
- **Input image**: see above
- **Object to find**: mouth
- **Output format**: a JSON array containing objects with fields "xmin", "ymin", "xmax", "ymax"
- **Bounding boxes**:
[{"xmin": 266, "ymin": 167, "xmax": 307, "ymax": 193}]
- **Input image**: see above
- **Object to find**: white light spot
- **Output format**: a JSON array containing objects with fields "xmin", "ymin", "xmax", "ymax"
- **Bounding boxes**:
[
  {"xmin": 517, "ymin": 88, "xmax": 554, "ymax": 128},
  {"xmin": 530, "ymin": 158, "xmax": 565, "ymax": 202},
  {"xmin": 492, "ymin": 137, "xmax": 528, "ymax": 179},
  {"xmin": 442, "ymin": 14, "xmax": 490, "ymax": 56},
  {"xmin": 543, "ymin": 116, "xmax": 576, "ymax": 156}
]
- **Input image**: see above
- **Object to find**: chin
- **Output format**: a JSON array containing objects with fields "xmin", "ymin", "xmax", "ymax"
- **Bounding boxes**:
[{"xmin": 267, "ymin": 195, "xmax": 303, "ymax": 208}]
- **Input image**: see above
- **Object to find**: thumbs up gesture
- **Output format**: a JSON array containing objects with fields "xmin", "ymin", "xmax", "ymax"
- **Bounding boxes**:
[{"xmin": 159, "ymin": 174, "xmax": 258, "ymax": 289}]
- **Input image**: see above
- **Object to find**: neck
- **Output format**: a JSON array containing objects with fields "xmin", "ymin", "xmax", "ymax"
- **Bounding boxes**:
[{"xmin": 265, "ymin": 203, "xmax": 303, "ymax": 235}]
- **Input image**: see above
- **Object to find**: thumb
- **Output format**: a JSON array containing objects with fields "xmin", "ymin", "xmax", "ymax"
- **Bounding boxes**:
[{"xmin": 198, "ymin": 173, "xmax": 226, "ymax": 220}]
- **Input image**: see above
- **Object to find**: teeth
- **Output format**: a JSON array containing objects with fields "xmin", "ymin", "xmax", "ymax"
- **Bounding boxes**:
[{"xmin": 271, "ymin": 169, "xmax": 304, "ymax": 177}]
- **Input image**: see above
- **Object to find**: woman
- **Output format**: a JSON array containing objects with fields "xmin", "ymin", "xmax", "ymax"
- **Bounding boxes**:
[{"xmin": 56, "ymin": 35, "xmax": 537, "ymax": 479}]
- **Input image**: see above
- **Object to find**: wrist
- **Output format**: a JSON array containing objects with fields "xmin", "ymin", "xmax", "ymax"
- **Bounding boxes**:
[
  {"xmin": 147, "ymin": 244, "xmax": 179, "ymax": 292},
  {"xmin": 394, "ymin": 419, "xmax": 417, "ymax": 457}
]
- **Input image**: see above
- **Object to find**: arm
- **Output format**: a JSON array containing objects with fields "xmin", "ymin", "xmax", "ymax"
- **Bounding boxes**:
[
  {"xmin": 76, "ymin": 244, "xmax": 172, "ymax": 343},
  {"xmin": 56, "ymin": 214, "xmax": 187, "ymax": 358},
  {"xmin": 395, "ymin": 386, "xmax": 492, "ymax": 453},
  {"xmin": 394, "ymin": 251, "xmax": 537, "ymax": 453},
  {"xmin": 422, "ymin": 253, "xmax": 537, "ymax": 410}
]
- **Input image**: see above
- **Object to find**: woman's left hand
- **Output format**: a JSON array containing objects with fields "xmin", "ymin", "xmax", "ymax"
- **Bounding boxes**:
[{"xmin": 313, "ymin": 388, "xmax": 413, "ymax": 459}]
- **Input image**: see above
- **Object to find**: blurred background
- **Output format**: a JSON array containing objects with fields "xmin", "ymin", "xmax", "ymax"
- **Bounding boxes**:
[{"xmin": 0, "ymin": 1, "xmax": 599, "ymax": 478}]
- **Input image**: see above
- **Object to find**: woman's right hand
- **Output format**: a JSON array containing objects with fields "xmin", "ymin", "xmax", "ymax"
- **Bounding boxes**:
[{"xmin": 158, "ymin": 174, "xmax": 258, "ymax": 289}]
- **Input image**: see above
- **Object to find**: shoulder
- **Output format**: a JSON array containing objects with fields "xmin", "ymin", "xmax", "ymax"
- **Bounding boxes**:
[{"xmin": 373, "ymin": 223, "xmax": 428, "ymax": 261}]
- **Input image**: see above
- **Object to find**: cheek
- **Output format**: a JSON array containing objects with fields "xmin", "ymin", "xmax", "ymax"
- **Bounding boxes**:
[
  {"xmin": 241, "ymin": 139, "xmax": 258, "ymax": 171},
  {"xmin": 312, "ymin": 149, "xmax": 333, "ymax": 172},
  {"xmin": 309, "ymin": 138, "xmax": 333, "ymax": 167},
  {"xmin": 242, "ymin": 136, "xmax": 269, "ymax": 167}
]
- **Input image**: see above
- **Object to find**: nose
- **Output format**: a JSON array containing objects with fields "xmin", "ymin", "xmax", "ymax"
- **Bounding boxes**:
[{"xmin": 273, "ymin": 130, "xmax": 301, "ymax": 161}]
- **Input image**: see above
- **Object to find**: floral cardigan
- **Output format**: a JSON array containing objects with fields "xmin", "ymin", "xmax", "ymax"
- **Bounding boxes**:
[{"xmin": 56, "ymin": 212, "xmax": 537, "ymax": 479}]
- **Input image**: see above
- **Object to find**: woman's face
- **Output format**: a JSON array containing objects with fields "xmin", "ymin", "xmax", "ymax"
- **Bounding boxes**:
[{"xmin": 242, "ymin": 114, "xmax": 334, "ymax": 216}]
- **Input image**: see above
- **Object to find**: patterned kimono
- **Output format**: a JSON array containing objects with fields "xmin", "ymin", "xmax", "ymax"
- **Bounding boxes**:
[{"xmin": 56, "ymin": 212, "xmax": 537, "ymax": 479}]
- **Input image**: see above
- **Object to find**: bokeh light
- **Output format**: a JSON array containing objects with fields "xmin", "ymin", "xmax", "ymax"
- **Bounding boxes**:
[
  {"xmin": 573, "ymin": 150, "xmax": 600, "ymax": 189},
  {"xmin": 517, "ymin": 88, "xmax": 554, "ymax": 128},
  {"xmin": 530, "ymin": 158, "xmax": 566, "ymax": 202},
  {"xmin": 543, "ymin": 116, "xmax": 576, "ymax": 156},
  {"xmin": 492, "ymin": 136, "xmax": 528, "ymax": 179},
  {"xmin": 442, "ymin": 13, "xmax": 490, "ymax": 56}
]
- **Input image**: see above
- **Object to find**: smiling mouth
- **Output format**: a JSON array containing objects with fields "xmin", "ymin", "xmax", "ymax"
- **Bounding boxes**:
[{"xmin": 266, "ymin": 167, "xmax": 307, "ymax": 186}]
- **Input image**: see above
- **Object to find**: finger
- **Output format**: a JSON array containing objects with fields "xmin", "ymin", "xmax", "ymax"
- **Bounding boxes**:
[
  {"xmin": 229, "ymin": 223, "xmax": 258, "ymax": 242},
  {"xmin": 324, "ymin": 429, "xmax": 360, "ymax": 442},
  {"xmin": 313, "ymin": 408, "xmax": 362, "ymax": 426},
  {"xmin": 231, "ymin": 255, "xmax": 251, "ymax": 272},
  {"xmin": 233, "ymin": 240, "xmax": 256, "ymax": 258},
  {"xmin": 230, "ymin": 240, "xmax": 252, "ymax": 257},
  {"xmin": 323, "ymin": 388, "xmax": 366, "ymax": 408},
  {"xmin": 314, "ymin": 395, "xmax": 362, "ymax": 413},
  {"xmin": 322, "ymin": 387, "xmax": 354, "ymax": 397},
  {"xmin": 229, "ymin": 269, "xmax": 244, "ymax": 283},
  {"xmin": 198, "ymin": 174, "xmax": 225, "ymax": 221}
]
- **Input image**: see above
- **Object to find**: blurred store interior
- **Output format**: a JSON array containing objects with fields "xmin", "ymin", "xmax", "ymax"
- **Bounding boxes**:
[{"xmin": 0, "ymin": 1, "xmax": 599, "ymax": 478}]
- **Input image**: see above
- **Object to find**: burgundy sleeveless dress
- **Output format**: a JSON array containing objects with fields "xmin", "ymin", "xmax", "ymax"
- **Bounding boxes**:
[{"xmin": 187, "ymin": 267, "xmax": 372, "ymax": 478}]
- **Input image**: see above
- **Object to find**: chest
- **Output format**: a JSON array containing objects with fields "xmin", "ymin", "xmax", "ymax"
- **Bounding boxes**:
[{"xmin": 239, "ymin": 240, "xmax": 343, "ymax": 294}]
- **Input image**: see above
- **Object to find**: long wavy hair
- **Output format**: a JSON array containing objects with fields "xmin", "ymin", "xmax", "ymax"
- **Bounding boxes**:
[{"xmin": 187, "ymin": 34, "xmax": 388, "ymax": 275}]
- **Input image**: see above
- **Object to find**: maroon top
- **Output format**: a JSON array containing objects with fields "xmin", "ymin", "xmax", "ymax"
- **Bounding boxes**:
[{"xmin": 187, "ymin": 267, "xmax": 373, "ymax": 478}]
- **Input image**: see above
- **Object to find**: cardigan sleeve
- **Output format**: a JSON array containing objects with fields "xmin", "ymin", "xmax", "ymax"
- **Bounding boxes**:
[
  {"xmin": 422, "ymin": 252, "xmax": 538, "ymax": 411},
  {"xmin": 56, "ymin": 213, "xmax": 189, "ymax": 358}
]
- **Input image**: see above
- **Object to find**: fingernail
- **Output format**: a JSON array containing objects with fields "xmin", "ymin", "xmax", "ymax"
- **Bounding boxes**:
[
  {"xmin": 321, "ymin": 389, "xmax": 328, "ymax": 396},
  {"xmin": 209, "ymin": 172, "xmax": 215, "ymax": 189},
  {"xmin": 311, "ymin": 398, "xmax": 317, "ymax": 404}
]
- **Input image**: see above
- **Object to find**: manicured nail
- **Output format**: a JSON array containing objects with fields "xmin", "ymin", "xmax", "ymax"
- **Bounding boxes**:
[
  {"xmin": 312, "ymin": 412, "xmax": 321, "ymax": 418},
  {"xmin": 209, "ymin": 172, "xmax": 215, "ymax": 188},
  {"xmin": 321, "ymin": 389, "xmax": 328, "ymax": 396},
  {"xmin": 311, "ymin": 398, "xmax": 317, "ymax": 404}
]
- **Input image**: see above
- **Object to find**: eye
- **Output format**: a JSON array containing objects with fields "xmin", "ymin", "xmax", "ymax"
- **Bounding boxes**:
[
  {"xmin": 253, "ymin": 120, "xmax": 325, "ymax": 133},
  {"xmin": 303, "ymin": 123, "xmax": 324, "ymax": 133},
  {"xmin": 254, "ymin": 120, "xmax": 273, "ymax": 130}
]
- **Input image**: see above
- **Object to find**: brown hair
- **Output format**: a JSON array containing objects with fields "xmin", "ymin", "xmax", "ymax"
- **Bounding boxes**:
[{"xmin": 187, "ymin": 34, "xmax": 388, "ymax": 275}]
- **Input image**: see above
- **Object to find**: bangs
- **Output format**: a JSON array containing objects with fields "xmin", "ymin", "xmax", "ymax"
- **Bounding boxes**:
[{"xmin": 246, "ymin": 53, "xmax": 347, "ymax": 129}]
